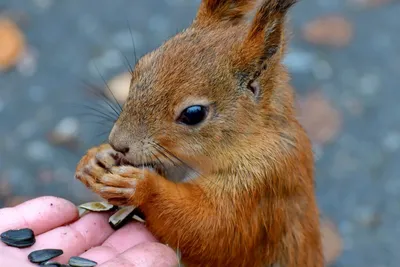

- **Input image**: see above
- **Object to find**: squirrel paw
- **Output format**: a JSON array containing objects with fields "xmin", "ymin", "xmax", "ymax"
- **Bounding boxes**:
[{"xmin": 75, "ymin": 144, "xmax": 154, "ymax": 206}]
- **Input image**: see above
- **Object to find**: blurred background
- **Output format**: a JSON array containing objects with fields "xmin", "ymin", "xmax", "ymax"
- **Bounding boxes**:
[{"xmin": 0, "ymin": 0, "xmax": 399, "ymax": 266}]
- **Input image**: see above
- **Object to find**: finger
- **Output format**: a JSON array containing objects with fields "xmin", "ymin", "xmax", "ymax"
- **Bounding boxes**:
[
  {"xmin": 0, "ymin": 256, "xmax": 33, "ymax": 267},
  {"xmin": 99, "ymin": 186, "xmax": 134, "ymax": 200},
  {"xmin": 75, "ymin": 171, "xmax": 98, "ymax": 189},
  {"xmin": 99, "ymin": 242, "xmax": 179, "ymax": 267},
  {"xmin": 76, "ymin": 246, "xmax": 117, "ymax": 265},
  {"xmin": 22, "ymin": 212, "xmax": 114, "ymax": 264},
  {"xmin": 0, "ymin": 248, "xmax": 34, "ymax": 267},
  {"xmin": 102, "ymin": 222, "xmax": 156, "ymax": 252},
  {"xmin": 84, "ymin": 159, "xmax": 106, "ymax": 178},
  {"xmin": 110, "ymin": 166, "xmax": 138, "ymax": 177},
  {"xmin": 95, "ymin": 148, "xmax": 118, "ymax": 169},
  {"xmin": 0, "ymin": 196, "xmax": 78, "ymax": 235},
  {"xmin": 110, "ymin": 166, "xmax": 148, "ymax": 179},
  {"xmin": 98, "ymin": 174, "xmax": 136, "ymax": 188},
  {"xmin": 77, "ymin": 222, "xmax": 157, "ymax": 264},
  {"xmin": 76, "ymin": 144, "xmax": 114, "ymax": 172}
]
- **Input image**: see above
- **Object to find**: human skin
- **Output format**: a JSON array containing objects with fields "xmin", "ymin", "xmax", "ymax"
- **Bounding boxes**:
[{"xmin": 0, "ymin": 196, "xmax": 178, "ymax": 267}]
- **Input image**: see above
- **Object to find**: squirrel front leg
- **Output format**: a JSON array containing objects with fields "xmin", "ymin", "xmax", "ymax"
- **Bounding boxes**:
[{"xmin": 75, "ymin": 145, "xmax": 281, "ymax": 267}]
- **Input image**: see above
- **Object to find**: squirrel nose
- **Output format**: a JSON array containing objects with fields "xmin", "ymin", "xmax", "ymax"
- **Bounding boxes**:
[
  {"xmin": 110, "ymin": 142, "xmax": 129, "ymax": 154},
  {"xmin": 109, "ymin": 125, "xmax": 130, "ymax": 154}
]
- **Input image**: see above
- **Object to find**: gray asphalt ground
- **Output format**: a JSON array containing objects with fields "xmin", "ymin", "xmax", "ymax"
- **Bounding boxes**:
[{"xmin": 1, "ymin": 1, "xmax": 400, "ymax": 266}]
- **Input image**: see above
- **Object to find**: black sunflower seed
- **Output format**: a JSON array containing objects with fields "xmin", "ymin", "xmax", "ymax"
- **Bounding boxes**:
[
  {"xmin": 28, "ymin": 249, "xmax": 63, "ymax": 263},
  {"xmin": 68, "ymin": 256, "xmax": 97, "ymax": 267},
  {"xmin": 40, "ymin": 261, "xmax": 62, "ymax": 266},
  {"xmin": 109, "ymin": 206, "xmax": 136, "ymax": 230},
  {"xmin": 0, "ymin": 228, "xmax": 36, "ymax": 248},
  {"xmin": 132, "ymin": 208, "xmax": 146, "ymax": 222}
]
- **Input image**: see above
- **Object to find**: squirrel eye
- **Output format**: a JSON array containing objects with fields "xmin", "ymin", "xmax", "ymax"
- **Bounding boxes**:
[{"xmin": 177, "ymin": 105, "xmax": 208, "ymax": 126}]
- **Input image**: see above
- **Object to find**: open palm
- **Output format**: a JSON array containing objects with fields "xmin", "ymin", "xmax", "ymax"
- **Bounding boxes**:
[{"xmin": 0, "ymin": 196, "xmax": 178, "ymax": 267}]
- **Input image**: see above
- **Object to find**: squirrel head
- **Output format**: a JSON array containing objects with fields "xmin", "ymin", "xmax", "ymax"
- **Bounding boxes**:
[{"xmin": 109, "ymin": 0, "xmax": 297, "ymax": 175}]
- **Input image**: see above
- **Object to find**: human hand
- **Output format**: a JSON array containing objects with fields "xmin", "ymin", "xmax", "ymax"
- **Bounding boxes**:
[{"xmin": 0, "ymin": 196, "xmax": 178, "ymax": 266}]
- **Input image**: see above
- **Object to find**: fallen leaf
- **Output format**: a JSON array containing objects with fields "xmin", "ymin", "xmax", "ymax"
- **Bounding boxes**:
[
  {"xmin": 0, "ymin": 17, "xmax": 25, "ymax": 71},
  {"xmin": 320, "ymin": 218, "xmax": 343, "ymax": 265},
  {"xmin": 47, "ymin": 117, "xmax": 80, "ymax": 150},
  {"xmin": 302, "ymin": 15, "xmax": 353, "ymax": 48},
  {"xmin": 106, "ymin": 71, "xmax": 132, "ymax": 104},
  {"xmin": 297, "ymin": 91, "xmax": 342, "ymax": 145}
]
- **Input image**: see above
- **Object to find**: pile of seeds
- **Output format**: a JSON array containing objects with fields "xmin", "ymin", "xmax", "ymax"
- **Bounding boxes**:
[
  {"xmin": 0, "ymin": 202, "xmax": 145, "ymax": 266},
  {"xmin": 0, "ymin": 228, "xmax": 97, "ymax": 266}
]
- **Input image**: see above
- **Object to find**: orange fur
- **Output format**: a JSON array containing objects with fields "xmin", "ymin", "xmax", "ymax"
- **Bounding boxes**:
[{"xmin": 75, "ymin": 1, "xmax": 323, "ymax": 266}]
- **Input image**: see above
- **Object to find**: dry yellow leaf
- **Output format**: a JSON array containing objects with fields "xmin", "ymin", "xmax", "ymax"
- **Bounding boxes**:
[
  {"xmin": 321, "ymin": 218, "xmax": 343, "ymax": 265},
  {"xmin": 106, "ymin": 71, "xmax": 132, "ymax": 104},
  {"xmin": 0, "ymin": 18, "xmax": 25, "ymax": 71},
  {"xmin": 297, "ymin": 91, "xmax": 342, "ymax": 145},
  {"xmin": 302, "ymin": 16, "xmax": 353, "ymax": 48}
]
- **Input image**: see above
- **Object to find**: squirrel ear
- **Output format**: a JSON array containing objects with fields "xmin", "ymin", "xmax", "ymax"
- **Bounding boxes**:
[
  {"xmin": 194, "ymin": 0, "xmax": 256, "ymax": 26},
  {"xmin": 234, "ymin": 0, "xmax": 297, "ymax": 74}
]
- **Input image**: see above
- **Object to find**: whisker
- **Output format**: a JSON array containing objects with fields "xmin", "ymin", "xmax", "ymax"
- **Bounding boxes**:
[
  {"xmin": 152, "ymin": 143, "xmax": 225, "ymax": 190},
  {"xmin": 93, "ymin": 64, "xmax": 123, "ymax": 113},
  {"xmin": 80, "ymin": 80, "xmax": 121, "ymax": 118},
  {"xmin": 150, "ymin": 150, "xmax": 184, "ymax": 201},
  {"xmin": 63, "ymin": 101, "xmax": 117, "ymax": 119},
  {"xmin": 127, "ymin": 21, "xmax": 138, "ymax": 64},
  {"xmin": 153, "ymin": 144, "xmax": 192, "ymax": 169},
  {"xmin": 150, "ymin": 151, "xmax": 164, "ymax": 169},
  {"xmin": 152, "ymin": 143, "xmax": 204, "ymax": 178},
  {"xmin": 80, "ymin": 120, "xmax": 115, "ymax": 127},
  {"xmin": 152, "ymin": 145, "xmax": 196, "ymax": 181},
  {"xmin": 78, "ymin": 115, "xmax": 116, "ymax": 124},
  {"xmin": 94, "ymin": 129, "xmax": 111, "ymax": 138},
  {"xmin": 120, "ymin": 50, "xmax": 134, "ymax": 74},
  {"xmin": 75, "ymin": 104, "xmax": 118, "ymax": 122},
  {"xmin": 153, "ymin": 145, "xmax": 178, "ymax": 167}
]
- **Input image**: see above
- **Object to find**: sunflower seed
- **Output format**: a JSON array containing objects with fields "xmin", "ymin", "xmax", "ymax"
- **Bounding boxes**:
[
  {"xmin": 68, "ymin": 256, "xmax": 97, "ymax": 267},
  {"xmin": 40, "ymin": 264, "xmax": 61, "ymax": 267},
  {"xmin": 78, "ymin": 202, "xmax": 115, "ymax": 212},
  {"xmin": 28, "ymin": 249, "xmax": 63, "ymax": 263},
  {"xmin": 0, "ymin": 228, "xmax": 35, "ymax": 248},
  {"xmin": 109, "ymin": 206, "xmax": 136, "ymax": 230},
  {"xmin": 78, "ymin": 207, "xmax": 90, "ymax": 218},
  {"xmin": 132, "ymin": 214, "xmax": 145, "ymax": 223},
  {"xmin": 132, "ymin": 208, "xmax": 146, "ymax": 223}
]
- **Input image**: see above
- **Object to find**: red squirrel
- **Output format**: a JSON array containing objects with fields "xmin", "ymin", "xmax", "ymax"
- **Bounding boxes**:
[{"xmin": 75, "ymin": 0, "xmax": 323, "ymax": 266}]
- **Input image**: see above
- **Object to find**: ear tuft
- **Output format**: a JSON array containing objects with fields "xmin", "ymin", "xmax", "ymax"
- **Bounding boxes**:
[
  {"xmin": 248, "ymin": 0, "xmax": 297, "ymax": 39},
  {"xmin": 195, "ymin": 0, "xmax": 256, "ymax": 26},
  {"xmin": 234, "ymin": 0, "xmax": 297, "ymax": 71},
  {"xmin": 276, "ymin": 0, "xmax": 297, "ymax": 13}
]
